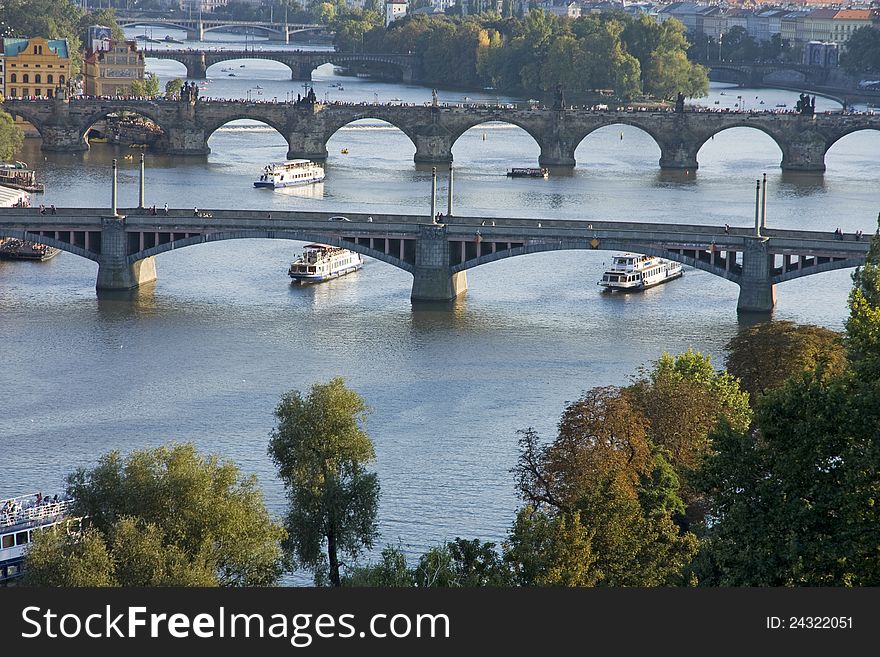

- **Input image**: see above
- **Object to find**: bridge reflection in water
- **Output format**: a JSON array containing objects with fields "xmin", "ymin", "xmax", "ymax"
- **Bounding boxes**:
[{"xmin": 0, "ymin": 207, "xmax": 869, "ymax": 314}]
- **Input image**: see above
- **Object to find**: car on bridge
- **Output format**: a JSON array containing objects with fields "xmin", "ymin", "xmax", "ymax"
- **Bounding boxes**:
[{"xmin": 329, "ymin": 216, "xmax": 350, "ymax": 222}]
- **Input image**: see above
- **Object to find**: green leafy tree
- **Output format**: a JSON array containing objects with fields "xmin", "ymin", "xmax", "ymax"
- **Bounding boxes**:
[
  {"xmin": 269, "ymin": 377, "xmax": 380, "ymax": 587},
  {"xmin": 504, "ymin": 506, "xmax": 598, "ymax": 586},
  {"xmin": 0, "ymin": 110, "xmax": 24, "ymax": 161},
  {"xmin": 725, "ymin": 321, "xmax": 847, "ymax": 403},
  {"xmin": 846, "ymin": 224, "xmax": 880, "ymax": 379},
  {"xmin": 414, "ymin": 538, "xmax": 509, "ymax": 586},
  {"xmin": 165, "ymin": 78, "xmax": 185, "ymax": 100},
  {"xmin": 43, "ymin": 443, "xmax": 286, "ymax": 587},
  {"xmin": 840, "ymin": 26, "xmax": 880, "ymax": 75},
  {"xmin": 342, "ymin": 544, "xmax": 415, "ymax": 586},
  {"xmin": 25, "ymin": 527, "xmax": 116, "ymax": 586}
]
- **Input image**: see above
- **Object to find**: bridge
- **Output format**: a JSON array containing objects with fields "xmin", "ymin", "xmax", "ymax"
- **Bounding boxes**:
[
  {"xmin": 709, "ymin": 63, "xmax": 835, "ymax": 89},
  {"xmin": 146, "ymin": 49, "xmax": 419, "ymax": 82},
  {"xmin": 5, "ymin": 96, "xmax": 880, "ymax": 171},
  {"xmin": 119, "ymin": 17, "xmax": 324, "ymax": 43},
  {"xmin": 0, "ymin": 206, "xmax": 869, "ymax": 313}
]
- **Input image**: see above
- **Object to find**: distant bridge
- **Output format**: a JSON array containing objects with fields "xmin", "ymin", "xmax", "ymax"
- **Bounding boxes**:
[
  {"xmin": 146, "ymin": 49, "xmax": 419, "ymax": 82},
  {"xmin": 5, "ymin": 96, "xmax": 880, "ymax": 171},
  {"xmin": 0, "ymin": 207, "xmax": 869, "ymax": 313},
  {"xmin": 119, "ymin": 17, "xmax": 324, "ymax": 43}
]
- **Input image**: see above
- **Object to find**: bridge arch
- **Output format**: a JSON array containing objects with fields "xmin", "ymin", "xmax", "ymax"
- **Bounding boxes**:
[
  {"xmin": 823, "ymin": 125, "xmax": 880, "ymax": 158},
  {"xmin": 120, "ymin": 20, "xmax": 193, "ymax": 33},
  {"xmin": 451, "ymin": 239, "xmax": 741, "ymax": 285},
  {"xmin": 201, "ymin": 24, "xmax": 281, "ymax": 38},
  {"xmin": 203, "ymin": 115, "xmax": 293, "ymax": 157},
  {"xmin": 77, "ymin": 105, "xmax": 172, "ymax": 147},
  {"xmin": 1, "ymin": 105, "xmax": 46, "ymax": 138},
  {"xmin": 572, "ymin": 122, "xmax": 664, "ymax": 168},
  {"xmin": 129, "ymin": 230, "xmax": 414, "ymax": 273},
  {"xmin": 445, "ymin": 117, "xmax": 543, "ymax": 152},
  {"xmin": 772, "ymin": 257, "xmax": 863, "ymax": 284},
  {"xmin": 322, "ymin": 114, "xmax": 419, "ymax": 154},
  {"xmin": 695, "ymin": 123, "xmax": 785, "ymax": 170},
  {"xmin": 0, "ymin": 228, "xmax": 99, "ymax": 262}
]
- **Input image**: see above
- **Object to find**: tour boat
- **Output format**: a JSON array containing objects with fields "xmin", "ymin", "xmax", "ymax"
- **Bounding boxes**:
[
  {"xmin": 0, "ymin": 238, "xmax": 61, "ymax": 261},
  {"xmin": 254, "ymin": 160, "xmax": 325, "ymax": 188},
  {"xmin": 1, "ymin": 493, "xmax": 78, "ymax": 583},
  {"xmin": 598, "ymin": 253, "xmax": 683, "ymax": 291},
  {"xmin": 288, "ymin": 244, "xmax": 363, "ymax": 283},
  {"xmin": 507, "ymin": 167, "xmax": 549, "ymax": 178},
  {"xmin": 0, "ymin": 161, "xmax": 44, "ymax": 193}
]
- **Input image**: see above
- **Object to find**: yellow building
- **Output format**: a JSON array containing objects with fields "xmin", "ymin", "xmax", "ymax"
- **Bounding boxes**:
[
  {"xmin": 82, "ymin": 40, "xmax": 145, "ymax": 97},
  {"xmin": 3, "ymin": 37, "xmax": 71, "ymax": 98}
]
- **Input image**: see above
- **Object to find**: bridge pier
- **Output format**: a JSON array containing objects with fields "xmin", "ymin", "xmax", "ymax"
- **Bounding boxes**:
[
  {"xmin": 538, "ymin": 141, "xmax": 576, "ymax": 168},
  {"xmin": 39, "ymin": 124, "xmax": 88, "ymax": 152},
  {"xmin": 781, "ymin": 134, "xmax": 827, "ymax": 172},
  {"xmin": 187, "ymin": 54, "xmax": 208, "ymax": 80},
  {"xmin": 413, "ymin": 130, "xmax": 453, "ymax": 165},
  {"xmin": 287, "ymin": 130, "xmax": 328, "ymax": 161},
  {"xmin": 166, "ymin": 125, "xmax": 210, "ymax": 156},
  {"xmin": 658, "ymin": 139, "xmax": 699, "ymax": 170},
  {"xmin": 411, "ymin": 225, "xmax": 467, "ymax": 301},
  {"xmin": 736, "ymin": 236, "xmax": 776, "ymax": 313},
  {"xmin": 96, "ymin": 217, "xmax": 157, "ymax": 290},
  {"xmin": 290, "ymin": 62, "xmax": 314, "ymax": 81}
]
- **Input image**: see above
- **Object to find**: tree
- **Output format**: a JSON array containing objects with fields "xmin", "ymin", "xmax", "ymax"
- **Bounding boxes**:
[
  {"xmin": 34, "ymin": 443, "xmax": 287, "ymax": 587},
  {"xmin": 165, "ymin": 78, "xmax": 185, "ymax": 100},
  {"xmin": 511, "ymin": 389, "xmax": 698, "ymax": 586},
  {"xmin": 130, "ymin": 73, "xmax": 160, "ymax": 98},
  {"xmin": 269, "ymin": 377, "xmax": 380, "ymax": 587},
  {"xmin": 840, "ymin": 26, "xmax": 880, "ymax": 75},
  {"xmin": 0, "ymin": 110, "xmax": 24, "ymax": 162},
  {"xmin": 725, "ymin": 320, "xmax": 847, "ymax": 403},
  {"xmin": 414, "ymin": 538, "xmax": 509, "ymax": 586},
  {"xmin": 342, "ymin": 544, "xmax": 415, "ymax": 586},
  {"xmin": 694, "ymin": 221, "xmax": 880, "ymax": 586}
]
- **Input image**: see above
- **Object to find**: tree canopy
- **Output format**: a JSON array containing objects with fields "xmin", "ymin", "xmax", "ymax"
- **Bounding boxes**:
[
  {"xmin": 25, "ymin": 443, "xmax": 286, "ymax": 586},
  {"xmin": 0, "ymin": 110, "xmax": 24, "ymax": 161},
  {"xmin": 725, "ymin": 320, "xmax": 847, "ymax": 403},
  {"xmin": 332, "ymin": 9, "xmax": 706, "ymax": 100},
  {"xmin": 269, "ymin": 377, "xmax": 380, "ymax": 586}
]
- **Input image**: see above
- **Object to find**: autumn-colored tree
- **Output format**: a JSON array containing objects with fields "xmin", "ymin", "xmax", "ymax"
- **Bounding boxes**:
[{"xmin": 725, "ymin": 320, "xmax": 846, "ymax": 403}]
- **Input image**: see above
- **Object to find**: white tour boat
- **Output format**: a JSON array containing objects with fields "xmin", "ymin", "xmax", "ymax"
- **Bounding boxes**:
[
  {"xmin": 254, "ymin": 160, "xmax": 325, "ymax": 189},
  {"xmin": 288, "ymin": 244, "xmax": 363, "ymax": 283},
  {"xmin": 1, "ymin": 493, "xmax": 79, "ymax": 583},
  {"xmin": 598, "ymin": 253, "xmax": 683, "ymax": 291}
]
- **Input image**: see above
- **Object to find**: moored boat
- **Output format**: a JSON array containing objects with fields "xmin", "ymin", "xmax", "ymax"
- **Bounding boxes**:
[
  {"xmin": 255, "ymin": 159, "xmax": 325, "ymax": 188},
  {"xmin": 288, "ymin": 244, "xmax": 363, "ymax": 283},
  {"xmin": 1, "ymin": 493, "xmax": 78, "ymax": 584},
  {"xmin": 0, "ymin": 238, "xmax": 61, "ymax": 261},
  {"xmin": 598, "ymin": 253, "xmax": 683, "ymax": 291},
  {"xmin": 507, "ymin": 167, "xmax": 549, "ymax": 178},
  {"xmin": 0, "ymin": 161, "xmax": 44, "ymax": 193}
]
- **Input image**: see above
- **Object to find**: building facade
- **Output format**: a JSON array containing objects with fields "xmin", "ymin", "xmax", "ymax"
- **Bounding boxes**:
[
  {"xmin": 386, "ymin": 0, "xmax": 408, "ymax": 27},
  {"xmin": 82, "ymin": 40, "xmax": 146, "ymax": 97},
  {"xmin": 3, "ymin": 37, "xmax": 70, "ymax": 98}
]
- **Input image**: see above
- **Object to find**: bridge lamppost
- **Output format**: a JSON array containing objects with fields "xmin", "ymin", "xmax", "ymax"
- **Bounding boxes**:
[{"xmin": 718, "ymin": 32, "xmax": 723, "ymax": 62}]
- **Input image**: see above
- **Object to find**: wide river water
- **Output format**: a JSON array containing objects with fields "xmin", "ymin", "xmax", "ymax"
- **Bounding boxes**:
[{"xmin": 2, "ymin": 29, "xmax": 878, "ymax": 581}]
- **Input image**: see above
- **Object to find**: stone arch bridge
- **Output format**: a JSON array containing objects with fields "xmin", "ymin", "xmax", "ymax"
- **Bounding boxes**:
[
  {"xmin": 119, "ymin": 18, "xmax": 324, "ymax": 43},
  {"xmin": 147, "ymin": 49, "xmax": 419, "ymax": 82},
  {"xmin": 5, "ymin": 97, "xmax": 880, "ymax": 172},
  {"xmin": 0, "ymin": 207, "xmax": 868, "ymax": 313}
]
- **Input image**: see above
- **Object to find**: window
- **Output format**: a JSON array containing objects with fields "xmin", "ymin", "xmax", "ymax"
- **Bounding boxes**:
[
  {"xmin": 60, "ymin": 75, "xmax": 65, "ymax": 84},
  {"xmin": 16, "ymin": 531, "xmax": 28, "ymax": 546},
  {"xmin": 22, "ymin": 74, "xmax": 28, "ymax": 83},
  {"xmin": 10, "ymin": 73, "xmax": 16, "ymax": 83},
  {"xmin": 22, "ymin": 88, "xmax": 28, "ymax": 96},
  {"xmin": 1, "ymin": 534, "xmax": 13, "ymax": 548},
  {"xmin": 10, "ymin": 88, "xmax": 16, "ymax": 96},
  {"xmin": 35, "ymin": 74, "xmax": 41, "ymax": 84},
  {"xmin": 47, "ymin": 74, "xmax": 53, "ymax": 84}
]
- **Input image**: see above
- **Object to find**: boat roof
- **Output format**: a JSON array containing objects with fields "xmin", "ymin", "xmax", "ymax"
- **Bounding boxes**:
[
  {"xmin": 304, "ymin": 243, "xmax": 331, "ymax": 249},
  {"xmin": 267, "ymin": 159, "xmax": 313, "ymax": 167}
]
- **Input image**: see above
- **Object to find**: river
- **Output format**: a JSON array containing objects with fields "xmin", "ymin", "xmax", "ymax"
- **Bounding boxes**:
[{"xmin": 1, "ymin": 29, "xmax": 877, "ymax": 582}]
